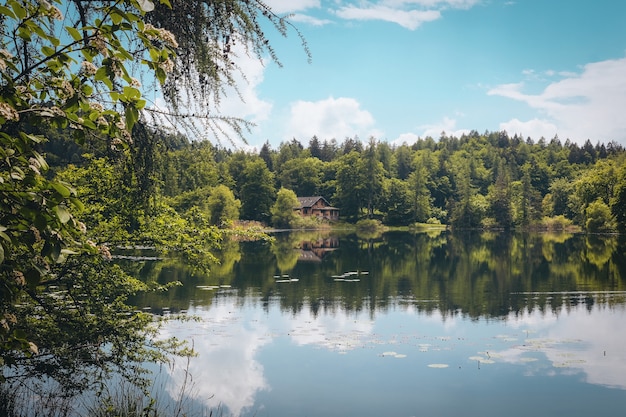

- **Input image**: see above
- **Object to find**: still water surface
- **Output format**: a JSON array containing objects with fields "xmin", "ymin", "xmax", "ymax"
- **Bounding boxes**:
[{"xmin": 132, "ymin": 230, "xmax": 626, "ymax": 417}]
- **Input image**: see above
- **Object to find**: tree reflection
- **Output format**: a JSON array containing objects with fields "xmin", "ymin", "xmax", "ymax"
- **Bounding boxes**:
[{"xmin": 132, "ymin": 231, "xmax": 626, "ymax": 320}]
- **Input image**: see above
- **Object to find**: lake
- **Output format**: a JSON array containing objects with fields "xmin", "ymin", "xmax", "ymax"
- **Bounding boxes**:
[{"xmin": 130, "ymin": 230, "xmax": 626, "ymax": 417}]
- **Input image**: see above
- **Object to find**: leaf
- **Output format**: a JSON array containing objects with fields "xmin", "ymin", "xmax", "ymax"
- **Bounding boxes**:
[
  {"xmin": 34, "ymin": 213, "xmax": 47, "ymax": 231},
  {"xmin": 51, "ymin": 181, "xmax": 71, "ymax": 198},
  {"xmin": 54, "ymin": 205, "xmax": 71, "ymax": 224},
  {"xmin": 10, "ymin": 1, "xmax": 26, "ymax": 19},
  {"xmin": 0, "ymin": 5, "xmax": 16, "ymax": 19},
  {"xmin": 125, "ymin": 105, "xmax": 139, "ymax": 130},
  {"xmin": 25, "ymin": 268, "xmax": 41, "ymax": 289},
  {"xmin": 0, "ymin": 243, "xmax": 4, "ymax": 264},
  {"xmin": 17, "ymin": 26, "xmax": 31, "ymax": 41},
  {"xmin": 42, "ymin": 240, "xmax": 61, "ymax": 262},
  {"xmin": 69, "ymin": 197, "xmax": 85, "ymax": 211},
  {"xmin": 41, "ymin": 46, "xmax": 56, "ymax": 57},
  {"xmin": 66, "ymin": 26, "xmax": 82, "ymax": 41}
]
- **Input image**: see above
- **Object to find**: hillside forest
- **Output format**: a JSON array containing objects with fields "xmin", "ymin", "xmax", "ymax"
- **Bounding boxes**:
[{"xmin": 47, "ymin": 128, "xmax": 626, "ymax": 235}]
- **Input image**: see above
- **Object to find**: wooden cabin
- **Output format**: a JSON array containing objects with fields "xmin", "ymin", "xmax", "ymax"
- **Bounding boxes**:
[{"xmin": 296, "ymin": 196, "xmax": 339, "ymax": 221}]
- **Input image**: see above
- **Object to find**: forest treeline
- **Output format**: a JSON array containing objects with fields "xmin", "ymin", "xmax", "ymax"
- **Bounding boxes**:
[{"xmin": 46, "ymin": 128, "xmax": 626, "ymax": 234}]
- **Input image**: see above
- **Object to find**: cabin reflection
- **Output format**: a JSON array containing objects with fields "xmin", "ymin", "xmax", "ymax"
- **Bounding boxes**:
[{"xmin": 298, "ymin": 237, "xmax": 339, "ymax": 262}]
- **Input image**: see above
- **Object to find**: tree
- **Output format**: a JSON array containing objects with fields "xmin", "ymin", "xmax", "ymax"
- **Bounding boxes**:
[
  {"xmin": 278, "ymin": 157, "xmax": 324, "ymax": 197},
  {"xmin": 271, "ymin": 188, "xmax": 299, "ymax": 228},
  {"xmin": 362, "ymin": 138, "xmax": 385, "ymax": 218},
  {"xmin": 611, "ymin": 161, "xmax": 626, "ymax": 231},
  {"xmin": 239, "ymin": 159, "xmax": 276, "ymax": 222},
  {"xmin": 408, "ymin": 152, "xmax": 433, "ymax": 223},
  {"xmin": 334, "ymin": 151, "xmax": 364, "ymax": 220},
  {"xmin": 207, "ymin": 185, "xmax": 240, "ymax": 227},
  {"xmin": 1, "ymin": 0, "xmax": 179, "ymax": 378},
  {"xmin": 585, "ymin": 199, "xmax": 616, "ymax": 231},
  {"xmin": 381, "ymin": 178, "xmax": 413, "ymax": 225},
  {"xmin": 0, "ymin": 0, "xmax": 303, "ymax": 398},
  {"xmin": 487, "ymin": 160, "xmax": 513, "ymax": 228}
]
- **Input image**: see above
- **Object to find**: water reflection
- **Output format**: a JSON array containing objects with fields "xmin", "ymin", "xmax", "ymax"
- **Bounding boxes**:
[
  {"xmin": 158, "ymin": 298, "xmax": 271, "ymax": 416},
  {"xmin": 130, "ymin": 231, "xmax": 626, "ymax": 417},
  {"xmin": 497, "ymin": 305, "xmax": 626, "ymax": 390}
]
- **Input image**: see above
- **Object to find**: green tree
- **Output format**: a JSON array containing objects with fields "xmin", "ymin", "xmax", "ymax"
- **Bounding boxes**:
[
  {"xmin": 0, "ymin": 0, "xmax": 303, "ymax": 398},
  {"xmin": 611, "ymin": 160, "xmax": 626, "ymax": 230},
  {"xmin": 240, "ymin": 159, "xmax": 276, "ymax": 222},
  {"xmin": 334, "ymin": 151, "xmax": 364, "ymax": 220},
  {"xmin": 487, "ymin": 160, "xmax": 513, "ymax": 228},
  {"xmin": 271, "ymin": 188, "xmax": 299, "ymax": 228},
  {"xmin": 381, "ymin": 178, "xmax": 413, "ymax": 225},
  {"xmin": 585, "ymin": 199, "xmax": 617, "ymax": 231},
  {"xmin": 408, "ymin": 154, "xmax": 432, "ymax": 223},
  {"xmin": 362, "ymin": 138, "xmax": 385, "ymax": 218},
  {"xmin": 278, "ymin": 157, "xmax": 324, "ymax": 197},
  {"xmin": 207, "ymin": 184, "xmax": 241, "ymax": 227}
]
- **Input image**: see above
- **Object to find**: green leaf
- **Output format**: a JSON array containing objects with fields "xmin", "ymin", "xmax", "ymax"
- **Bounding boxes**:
[
  {"xmin": 41, "ymin": 46, "xmax": 55, "ymax": 57},
  {"xmin": 111, "ymin": 9, "xmax": 124, "ymax": 25},
  {"xmin": 42, "ymin": 240, "xmax": 61, "ymax": 262},
  {"xmin": 10, "ymin": 1, "xmax": 26, "ymax": 19},
  {"xmin": 0, "ymin": 5, "xmax": 16, "ymax": 19},
  {"xmin": 17, "ymin": 26, "xmax": 31, "ymax": 41},
  {"xmin": 66, "ymin": 26, "xmax": 82, "ymax": 41},
  {"xmin": 51, "ymin": 181, "xmax": 71, "ymax": 198},
  {"xmin": 0, "ymin": 243, "xmax": 4, "ymax": 264},
  {"xmin": 69, "ymin": 197, "xmax": 85, "ymax": 211},
  {"xmin": 123, "ymin": 86, "xmax": 141, "ymax": 100},
  {"xmin": 34, "ymin": 213, "xmax": 47, "ymax": 231},
  {"xmin": 25, "ymin": 268, "xmax": 41, "ymax": 289},
  {"xmin": 94, "ymin": 66, "xmax": 108, "ymax": 82},
  {"xmin": 54, "ymin": 205, "xmax": 71, "ymax": 224},
  {"xmin": 125, "ymin": 105, "xmax": 139, "ymax": 130}
]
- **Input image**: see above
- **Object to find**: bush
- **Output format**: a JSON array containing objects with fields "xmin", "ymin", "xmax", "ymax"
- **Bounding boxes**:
[{"xmin": 541, "ymin": 215, "xmax": 574, "ymax": 231}]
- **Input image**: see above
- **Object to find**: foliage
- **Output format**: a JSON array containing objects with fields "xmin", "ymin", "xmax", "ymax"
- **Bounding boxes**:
[
  {"xmin": 239, "ymin": 158, "xmax": 275, "ymax": 223},
  {"xmin": 0, "ymin": 0, "xmax": 179, "ymax": 380},
  {"xmin": 0, "ymin": 0, "xmax": 303, "ymax": 400},
  {"xmin": 207, "ymin": 184, "xmax": 240, "ymax": 227},
  {"xmin": 1, "ymin": 255, "xmax": 178, "ymax": 396},
  {"xmin": 271, "ymin": 187, "xmax": 299, "ymax": 228},
  {"xmin": 541, "ymin": 215, "xmax": 576, "ymax": 231},
  {"xmin": 585, "ymin": 199, "xmax": 617, "ymax": 232}
]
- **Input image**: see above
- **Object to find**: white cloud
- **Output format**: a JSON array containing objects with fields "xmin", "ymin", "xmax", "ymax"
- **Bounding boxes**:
[
  {"xmin": 290, "ymin": 13, "xmax": 333, "ymax": 26},
  {"xmin": 382, "ymin": 0, "xmax": 480, "ymax": 8},
  {"xmin": 419, "ymin": 116, "xmax": 470, "ymax": 139},
  {"xmin": 496, "ymin": 306, "xmax": 626, "ymax": 390},
  {"xmin": 488, "ymin": 57, "xmax": 626, "ymax": 144},
  {"xmin": 392, "ymin": 132, "xmax": 421, "ymax": 145},
  {"xmin": 263, "ymin": 0, "xmax": 320, "ymax": 14},
  {"xmin": 159, "ymin": 304, "xmax": 271, "ymax": 416},
  {"xmin": 287, "ymin": 96, "xmax": 380, "ymax": 140},
  {"xmin": 497, "ymin": 118, "xmax": 558, "ymax": 141},
  {"xmin": 334, "ymin": 0, "xmax": 480, "ymax": 29},
  {"xmin": 391, "ymin": 116, "xmax": 470, "ymax": 145},
  {"xmin": 217, "ymin": 49, "xmax": 273, "ymax": 126},
  {"xmin": 146, "ymin": 43, "xmax": 272, "ymax": 147},
  {"xmin": 335, "ymin": 5, "xmax": 440, "ymax": 30}
]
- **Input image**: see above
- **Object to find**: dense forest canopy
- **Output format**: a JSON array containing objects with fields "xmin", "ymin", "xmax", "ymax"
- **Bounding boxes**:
[{"xmin": 49, "ymin": 128, "xmax": 625, "ymax": 235}]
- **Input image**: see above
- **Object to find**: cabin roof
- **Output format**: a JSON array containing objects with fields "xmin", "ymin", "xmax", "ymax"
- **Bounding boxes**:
[{"xmin": 297, "ymin": 196, "xmax": 335, "ymax": 209}]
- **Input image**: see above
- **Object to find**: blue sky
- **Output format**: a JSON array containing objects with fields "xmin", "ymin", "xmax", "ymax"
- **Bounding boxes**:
[{"xmin": 209, "ymin": 0, "xmax": 626, "ymax": 150}]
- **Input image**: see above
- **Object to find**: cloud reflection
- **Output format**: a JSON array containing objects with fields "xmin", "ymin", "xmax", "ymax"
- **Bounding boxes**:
[
  {"xmin": 158, "ymin": 301, "xmax": 272, "ymax": 416},
  {"xmin": 497, "ymin": 305, "xmax": 626, "ymax": 390}
]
